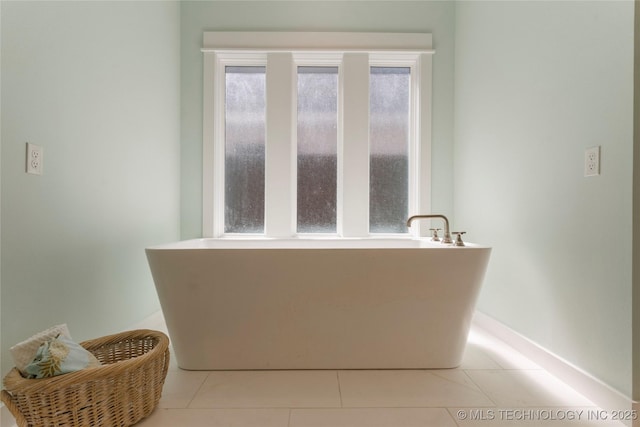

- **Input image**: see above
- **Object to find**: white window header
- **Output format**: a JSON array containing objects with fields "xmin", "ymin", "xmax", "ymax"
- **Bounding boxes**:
[{"xmin": 202, "ymin": 31, "xmax": 434, "ymax": 54}]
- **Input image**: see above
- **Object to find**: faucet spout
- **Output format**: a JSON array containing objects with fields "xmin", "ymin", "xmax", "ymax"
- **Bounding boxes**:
[{"xmin": 406, "ymin": 214, "xmax": 453, "ymax": 244}]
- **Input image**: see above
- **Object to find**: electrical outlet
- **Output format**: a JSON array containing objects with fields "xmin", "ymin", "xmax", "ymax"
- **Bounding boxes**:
[
  {"xmin": 26, "ymin": 142, "xmax": 43, "ymax": 175},
  {"xmin": 584, "ymin": 146, "xmax": 600, "ymax": 177}
]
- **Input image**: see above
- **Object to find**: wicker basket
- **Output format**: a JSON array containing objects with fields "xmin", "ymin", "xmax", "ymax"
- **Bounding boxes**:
[{"xmin": 1, "ymin": 329, "xmax": 170, "ymax": 427}]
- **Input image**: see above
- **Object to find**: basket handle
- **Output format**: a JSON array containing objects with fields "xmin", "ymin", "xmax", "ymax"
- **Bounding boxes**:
[{"xmin": 1, "ymin": 389, "xmax": 29, "ymax": 427}]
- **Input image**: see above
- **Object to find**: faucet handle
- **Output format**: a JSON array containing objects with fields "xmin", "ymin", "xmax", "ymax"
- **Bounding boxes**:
[
  {"xmin": 429, "ymin": 228, "xmax": 442, "ymax": 242},
  {"xmin": 452, "ymin": 231, "xmax": 466, "ymax": 247}
]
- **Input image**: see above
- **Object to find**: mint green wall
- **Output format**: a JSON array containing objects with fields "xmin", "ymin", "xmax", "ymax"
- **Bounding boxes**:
[
  {"xmin": 454, "ymin": 1, "xmax": 634, "ymax": 397},
  {"xmin": 180, "ymin": 0, "xmax": 456, "ymax": 239},
  {"xmin": 0, "ymin": 1, "xmax": 180, "ymax": 374}
]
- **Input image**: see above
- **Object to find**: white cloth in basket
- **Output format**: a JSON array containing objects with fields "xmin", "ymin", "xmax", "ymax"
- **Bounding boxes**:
[{"xmin": 10, "ymin": 324, "xmax": 72, "ymax": 374}]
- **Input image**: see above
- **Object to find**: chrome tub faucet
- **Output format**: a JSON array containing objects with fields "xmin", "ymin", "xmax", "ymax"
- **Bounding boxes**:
[{"xmin": 406, "ymin": 214, "xmax": 453, "ymax": 244}]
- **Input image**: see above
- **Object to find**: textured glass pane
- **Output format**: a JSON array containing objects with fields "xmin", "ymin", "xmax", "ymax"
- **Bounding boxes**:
[
  {"xmin": 225, "ymin": 66, "xmax": 266, "ymax": 233},
  {"xmin": 297, "ymin": 67, "xmax": 338, "ymax": 233},
  {"xmin": 369, "ymin": 67, "xmax": 410, "ymax": 233}
]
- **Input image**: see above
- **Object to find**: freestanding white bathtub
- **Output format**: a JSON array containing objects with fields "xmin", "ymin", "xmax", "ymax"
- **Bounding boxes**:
[{"xmin": 146, "ymin": 238, "xmax": 491, "ymax": 370}]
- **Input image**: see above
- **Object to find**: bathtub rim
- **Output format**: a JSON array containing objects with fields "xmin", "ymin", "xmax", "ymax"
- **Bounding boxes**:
[{"xmin": 146, "ymin": 236, "xmax": 491, "ymax": 251}]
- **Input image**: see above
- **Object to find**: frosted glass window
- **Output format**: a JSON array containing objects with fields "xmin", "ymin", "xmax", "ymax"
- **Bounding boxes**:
[
  {"xmin": 369, "ymin": 67, "xmax": 410, "ymax": 233},
  {"xmin": 225, "ymin": 66, "xmax": 266, "ymax": 233},
  {"xmin": 297, "ymin": 66, "xmax": 339, "ymax": 233}
]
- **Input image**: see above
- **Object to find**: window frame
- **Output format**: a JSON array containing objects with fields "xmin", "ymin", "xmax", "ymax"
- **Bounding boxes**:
[{"xmin": 202, "ymin": 32, "xmax": 434, "ymax": 238}]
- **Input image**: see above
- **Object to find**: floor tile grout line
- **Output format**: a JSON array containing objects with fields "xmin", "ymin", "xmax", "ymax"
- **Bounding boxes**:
[
  {"xmin": 154, "ymin": 407, "xmax": 296, "ymax": 411},
  {"xmin": 445, "ymin": 407, "xmax": 464, "ymax": 427},
  {"xmin": 459, "ymin": 369, "xmax": 499, "ymax": 407},
  {"xmin": 164, "ymin": 404, "xmax": 603, "ymax": 410},
  {"xmin": 467, "ymin": 328, "xmax": 508, "ymax": 370},
  {"xmin": 185, "ymin": 371, "xmax": 211, "ymax": 409},
  {"xmin": 336, "ymin": 370, "xmax": 344, "ymax": 408}
]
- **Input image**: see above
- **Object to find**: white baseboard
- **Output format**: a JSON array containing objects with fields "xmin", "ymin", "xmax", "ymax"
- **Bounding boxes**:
[{"xmin": 473, "ymin": 311, "xmax": 637, "ymax": 427}]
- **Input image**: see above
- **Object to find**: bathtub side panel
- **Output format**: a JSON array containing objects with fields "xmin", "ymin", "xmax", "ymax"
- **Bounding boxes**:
[{"xmin": 146, "ymin": 247, "xmax": 490, "ymax": 370}]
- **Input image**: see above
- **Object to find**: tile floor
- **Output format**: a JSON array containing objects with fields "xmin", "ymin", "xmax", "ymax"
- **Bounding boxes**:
[{"xmin": 131, "ymin": 317, "xmax": 625, "ymax": 427}]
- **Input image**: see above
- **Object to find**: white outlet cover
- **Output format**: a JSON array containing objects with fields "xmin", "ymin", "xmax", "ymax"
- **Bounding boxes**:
[
  {"xmin": 584, "ymin": 146, "xmax": 600, "ymax": 177},
  {"xmin": 26, "ymin": 142, "xmax": 43, "ymax": 175}
]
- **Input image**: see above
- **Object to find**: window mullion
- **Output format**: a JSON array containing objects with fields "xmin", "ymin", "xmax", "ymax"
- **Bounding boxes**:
[
  {"xmin": 207, "ymin": 52, "xmax": 230, "ymax": 238},
  {"xmin": 416, "ymin": 53, "xmax": 432, "ymax": 238},
  {"xmin": 265, "ymin": 52, "xmax": 296, "ymax": 237},
  {"xmin": 339, "ymin": 53, "xmax": 370, "ymax": 237}
]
